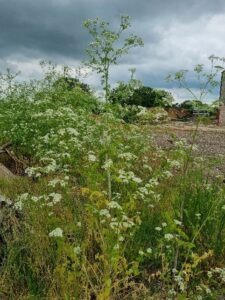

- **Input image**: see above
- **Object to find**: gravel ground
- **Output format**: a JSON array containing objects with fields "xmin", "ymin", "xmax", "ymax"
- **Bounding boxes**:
[
  {"xmin": 152, "ymin": 122, "xmax": 225, "ymax": 176},
  {"xmin": 154, "ymin": 122, "xmax": 225, "ymax": 157},
  {"xmin": 153, "ymin": 126, "xmax": 225, "ymax": 156}
]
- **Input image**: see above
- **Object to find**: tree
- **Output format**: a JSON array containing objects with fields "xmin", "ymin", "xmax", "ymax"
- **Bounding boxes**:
[
  {"xmin": 110, "ymin": 84, "xmax": 173, "ymax": 108},
  {"xmin": 53, "ymin": 77, "xmax": 91, "ymax": 93},
  {"xmin": 83, "ymin": 16, "xmax": 143, "ymax": 102}
]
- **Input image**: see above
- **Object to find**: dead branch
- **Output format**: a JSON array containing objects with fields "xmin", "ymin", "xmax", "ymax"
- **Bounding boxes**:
[
  {"xmin": 0, "ymin": 142, "xmax": 28, "ymax": 174},
  {"xmin": 0, "ymin": 142, "xmax": 12, "ymax": 153},
  {"xmin": 4, "ymin": 148, "xmax": 27, "ymax": 174}
]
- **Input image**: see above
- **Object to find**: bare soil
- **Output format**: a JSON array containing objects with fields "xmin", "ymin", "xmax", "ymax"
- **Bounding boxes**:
[
  {"xmin": 152, "ymin": 121, "xmax": 225, "ymax": 176},
  {"xmin": 153, "ymin": 122, "xmax": 225, "ymax": 156}
]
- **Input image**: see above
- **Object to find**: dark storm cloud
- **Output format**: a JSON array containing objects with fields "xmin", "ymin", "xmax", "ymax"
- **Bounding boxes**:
[
  {"xmin": 0, "ymin": 0, "xmax": 224, "ymax": 59},
  {"xmin": 0, "ymin": 0, "xmax": 163, "ymax": 59},
  {"xmin": 0, "ymin": 0, "xmax": 225, "ymax": 100},
  {"xmin": 0, "ymin": 0, "xmax": 87, "ymax": 59}
]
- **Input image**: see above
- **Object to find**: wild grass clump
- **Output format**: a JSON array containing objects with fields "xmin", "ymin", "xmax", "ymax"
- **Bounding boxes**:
[{"xmin": 0, "ymin": 65, "xmax": 224, "ymax": 299}]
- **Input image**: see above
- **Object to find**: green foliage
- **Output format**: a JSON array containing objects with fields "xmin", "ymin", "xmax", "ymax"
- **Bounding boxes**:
[
  {"xmin": 110, "ymin": 83, "xmax": 174, "ymax": 108},
  {"xmin": 100, "ymin": 103, "xmax": 142, "ymax": 123},
  {"xmin": 178, "ymin": 99, "xmax": 216, "ymax": 115},
  {"xmin": 83, "ymin": 16, "xmax": 143, "ymax": 101},
  {"xmin": 0, "ymin": 19, "xmax": 225, "ymax": 300},
  {"xmin": 137, "ymin": 107, "xmax": 169, "ymax": 124},
  {"xmin": 0, "ymin": 65, "xmax": 225, "ymax": 299},
  {"xmin": 53, "ymin": 76, "xmax": 91, "ymax": 93},
  {"xmin": 0, "ymin": 63, "xmax": 100, "ymax": 155}
]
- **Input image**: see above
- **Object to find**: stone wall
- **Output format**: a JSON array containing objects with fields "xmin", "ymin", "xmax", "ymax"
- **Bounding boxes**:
[
  {"xmin": 218, "ymin": 104, "xmax": 225, "ymax": 126},
  {"xmin": 218, "ymin": 71, "xmax": 225, "ymax": 126}
]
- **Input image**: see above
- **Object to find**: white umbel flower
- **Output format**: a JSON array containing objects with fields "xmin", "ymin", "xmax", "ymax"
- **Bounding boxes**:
[{"xmin": 49, "ymin": 227, "xmax": 63, "ymax": 237}]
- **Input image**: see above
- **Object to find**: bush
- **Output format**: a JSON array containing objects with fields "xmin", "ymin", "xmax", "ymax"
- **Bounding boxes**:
[
  {"xmin": 110, "ymin": 83, "xmax": 174, "ymax": 108},
  {"xmin": 137, "ymin": 107, "xmax": 169, "ymax": 124},
  {"xmin": 53, "ymin": 76, "xmax": 91, "ymax": 93},
  {"xmin": 179, "ymin": 99, "xmax": 217, "ymax": 115}
]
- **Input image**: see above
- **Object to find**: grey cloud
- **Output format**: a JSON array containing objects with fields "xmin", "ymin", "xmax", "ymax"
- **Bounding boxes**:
[
  {"xmin": 0, "ymin": 0, "xmax": 225, "ymax": 100},
  {"xmin": 1, "ymin": 0, "xmax": 224, "ymax": 59}
]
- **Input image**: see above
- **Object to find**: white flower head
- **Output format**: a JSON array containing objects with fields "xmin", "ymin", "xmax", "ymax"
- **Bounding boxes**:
[
  {"xmin": 164, "ymin": 233, "xmax": 174, "ymax": 241},
  {"xmin": 14, "ymin": 200, "xmax": 23, "ymax": 210},
  {"xmin": 195, "ymin": 213, "xmax": 201, "ymax": 219},
  {"xmin": 102, "ymin": 159, "xmax": 113, "ymax": 170},
  {"xmin": 88, "ymin": 153, "xmax": 97, "ymax": 162},
  {"xmin": 174, "ymin": 219, "xmax": 182, "ymax": 226},
  {"xmin": 99, "ymin": 209, "xmax": 111, "ymax": 218},
  {"xmin": 49, "ymin": 227, "xmax": 63, "ymax": 238},
  {"xmin": 146, "ymin": 248, "xmax": 152, "ymax": 254},
  {"xmin": 48, "ymin": 178, "xmax": 67, "ymax": 187},
  {"xmin": 118, "ymin": 236, "xmax": 124, "ymax": 242},
  {"xmin": 155, "ymin": 227, "xmax": 162, "ymax": 231},
  {"xmin": 164, "ymin": 170, "xmax": 173, "ymax": 178},
  {"xmin": 74, "ymin": 246, "xmax": 81, "ymax": 255},
  {"xmin": 108, "ymin": 201, "xmax": 122, "ymax": 210},
  {"xmin": 67, "ymin": 127, "xmax": 79, "ymax": 136},
  {"xmin": 49, "ymin": 193, "xmax": 62, "ymax": 204}
]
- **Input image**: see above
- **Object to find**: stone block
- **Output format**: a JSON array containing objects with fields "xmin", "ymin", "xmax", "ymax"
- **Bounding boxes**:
[{"xmin": 218, "ymin": 105, "xmax": 225, "ymax": 126}]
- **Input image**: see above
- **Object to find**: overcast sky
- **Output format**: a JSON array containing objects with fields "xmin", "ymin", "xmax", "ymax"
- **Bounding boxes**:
[{"xmin": 1, "ymin": 0, "xmax": 225, "ymax": 102}]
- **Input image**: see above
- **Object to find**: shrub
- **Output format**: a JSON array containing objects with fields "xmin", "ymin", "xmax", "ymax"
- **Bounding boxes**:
[
  {"xmin": 137, "ymin": 107, "xmax": 169, "ymax": 124},
  {"xmin": 179, "ymin": 100, "xmax": 216, "ymax": 115},
  {"xmin": 110, "ymin": 83, "xmax": 174, "ymax": 108}
]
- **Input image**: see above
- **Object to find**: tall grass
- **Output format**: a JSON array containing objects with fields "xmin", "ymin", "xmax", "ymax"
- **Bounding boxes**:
[{"xmin": 0, "ymin": 66, "xmax": 225, "ymax": 299}]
